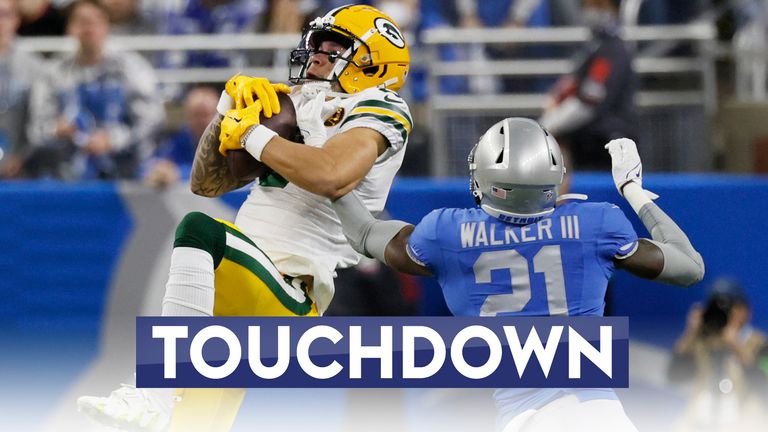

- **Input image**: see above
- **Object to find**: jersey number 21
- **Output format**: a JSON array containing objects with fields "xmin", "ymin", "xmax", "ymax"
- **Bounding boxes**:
[{"xmin": 474, "ymin": 246, "xmax": 568, "ymax": 316}]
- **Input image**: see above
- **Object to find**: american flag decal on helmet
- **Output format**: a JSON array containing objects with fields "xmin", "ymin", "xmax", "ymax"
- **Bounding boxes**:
[{"xmin": 491, "ymin": 186, "xmax": 507, "ymax": 199}]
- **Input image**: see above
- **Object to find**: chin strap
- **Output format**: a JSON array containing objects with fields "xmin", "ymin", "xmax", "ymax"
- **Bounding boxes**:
[
  {"xmin": 328, "ymin": 44, "xmax": 354, "ymax": 88},
  {"xmin": 379, "ymin": 77, "xmax": 400, "ymax": 89}
]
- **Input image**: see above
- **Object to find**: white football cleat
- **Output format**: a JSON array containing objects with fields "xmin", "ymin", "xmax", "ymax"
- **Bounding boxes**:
[{"xmin": 77, "ymin": 384, "xmax": 176, "ymax": 432}]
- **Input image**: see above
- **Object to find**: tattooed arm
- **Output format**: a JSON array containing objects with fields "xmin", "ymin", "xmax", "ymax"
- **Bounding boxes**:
[{"xmin": 190, "ymin": 114, "xmax": 251, "ymax": 197}]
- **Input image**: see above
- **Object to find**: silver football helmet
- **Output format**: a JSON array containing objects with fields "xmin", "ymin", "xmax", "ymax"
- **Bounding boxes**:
[{"xmin": 469, "ymin": 118, "xmax": 565, "ymax": 224}]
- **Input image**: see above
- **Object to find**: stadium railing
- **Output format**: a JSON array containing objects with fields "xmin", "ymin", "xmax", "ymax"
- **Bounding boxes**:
[
  {"xmin": 16, "ymin": 22, "xmax": 717, "ymax": 175},
  {"xmin": 15, "ymin": 33, "xmax": 297, "ymax": 84},
  {"xmin": 420, "ymin": 23, "xmax": 718, "ymax": 175}
]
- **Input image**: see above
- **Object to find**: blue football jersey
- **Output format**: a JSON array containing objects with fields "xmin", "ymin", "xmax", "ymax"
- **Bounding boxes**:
[
  {"xmin": 407, "ymin": 201, "xmax": 639, "ymax": 427},
  {"xmin": 407, "ymin": 201, "xmax": 638, "ymax": 317}
]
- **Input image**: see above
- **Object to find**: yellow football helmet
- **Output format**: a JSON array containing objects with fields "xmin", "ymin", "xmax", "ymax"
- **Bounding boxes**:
[{"xmin": 289, "ymin": 4, "xmax": 410, "ymax": 93}]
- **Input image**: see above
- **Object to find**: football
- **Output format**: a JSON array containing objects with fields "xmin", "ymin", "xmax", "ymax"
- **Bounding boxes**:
[{"xmin": 226, "ymin": 92, "xmax": 302, "ymax": 182}]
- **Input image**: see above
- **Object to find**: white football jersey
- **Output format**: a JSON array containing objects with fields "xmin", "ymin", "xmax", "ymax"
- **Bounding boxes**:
[{"xmin": 234, "ymin": 86, "xmax": 412, "ymax": 311}]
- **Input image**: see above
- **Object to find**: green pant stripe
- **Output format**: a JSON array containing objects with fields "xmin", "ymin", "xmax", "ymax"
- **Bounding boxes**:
[
  {"xmin": 222, "ymin": 223, "xmax": 255, "ymax": 247},
  {"xmin": 221, "ymin": 224, "xmax": 282, "ymax": 269},
  {"xmin": 223, "ymin": 246, "xmax": 314, "ymax": 316}
]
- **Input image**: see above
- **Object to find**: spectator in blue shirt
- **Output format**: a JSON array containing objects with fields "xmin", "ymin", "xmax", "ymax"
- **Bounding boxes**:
[
  {"xmin": 27, "ymin": 0, "xmax": 164, "ymax": 180},
  {"xmin": 144, "ymin": 86, "xmax": 219, "ymax": 187}
]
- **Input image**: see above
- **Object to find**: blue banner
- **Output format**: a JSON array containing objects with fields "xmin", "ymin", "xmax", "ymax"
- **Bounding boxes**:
[{"xmin": 136, "ymin": 316, "xmax": 628, "ymax": 388}]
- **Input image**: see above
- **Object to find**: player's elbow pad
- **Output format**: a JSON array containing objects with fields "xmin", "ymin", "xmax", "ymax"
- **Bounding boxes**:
[{"xmin": 650, "ymin": 240, "xmax": 705, "ymax": 287}]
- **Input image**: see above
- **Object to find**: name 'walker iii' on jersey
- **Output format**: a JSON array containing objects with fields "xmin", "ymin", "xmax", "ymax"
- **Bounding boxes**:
[{"xmin": 331, "ymin": 117, "xmax": 704, "ymax": 432}]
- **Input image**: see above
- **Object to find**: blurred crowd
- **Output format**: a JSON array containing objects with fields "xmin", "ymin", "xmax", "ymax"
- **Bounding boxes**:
[
  {"xmin": 0, "ymin": 0, "xmax": 761, "ymax": 182},
  {"xmin": 668, "ymin": 277, "xmax": 768, "ymax": 432},
  {"xmin": 2, "ymin": 2, "xmax": 767, "ymax": 426}
]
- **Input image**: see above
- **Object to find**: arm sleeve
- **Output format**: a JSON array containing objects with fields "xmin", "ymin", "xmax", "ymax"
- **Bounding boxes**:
[
  {"xmin": 538, "ymin": 96, "xmax": 595, "ymax": 136},
  {"xmin": 598, "ymin": 204, "xmax": 639, "ymax": 261},
  {"xmin": 637, "ymin": 201, "xmax": 705, "ymax": 286},
  {"xmin": 331, "ymin": 192, "xmax": 409, "ymax": 264},
  {"xmin": 338, "ymin": 92, "xmax": 412, "ymax": 153},
  {"xmin": 406, "ymin": 209, "xmax": 445, "ymax": 273}
]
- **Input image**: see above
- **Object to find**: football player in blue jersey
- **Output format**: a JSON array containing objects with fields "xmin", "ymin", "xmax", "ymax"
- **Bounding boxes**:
[{"xmin": 331, "ymin": 117, "xmax": 704, "ymax": 432}]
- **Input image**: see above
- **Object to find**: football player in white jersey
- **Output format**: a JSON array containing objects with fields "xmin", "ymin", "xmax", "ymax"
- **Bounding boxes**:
[{"xmin": 77, "ymin": 5, "xmax": 412, "ymax": 431}]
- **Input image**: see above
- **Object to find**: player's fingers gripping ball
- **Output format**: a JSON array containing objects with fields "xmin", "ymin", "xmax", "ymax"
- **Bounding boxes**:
[
  {"xmin": 224, "ymin": 73, "xmax": 243, "ymax": 95},
  {"xmin": 272, "ymin": 83, "xmax": 292, "ymax": 96},
  {"xmin": 225, "ymin": 75, "xmax": 291, "ymax": 116},
  {"xmin": 224, "ymin": 74, "xmax": 247, "ymax": 108},
  {"xmin": 224, "ymin": 75, "xmax": 267, "ymax": 111},
  {"xmin": 219, "ymin": 102, "xmax": 264, "ymax": 156}
]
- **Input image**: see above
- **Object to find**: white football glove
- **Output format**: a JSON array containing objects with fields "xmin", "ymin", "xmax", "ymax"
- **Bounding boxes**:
[
  {"xmin": 297, "ymin": 92, "xmax": 341, "ymax": 147},
  {"xmin": 604, "ymin": 138, "xmax": 658, "ymax": 199}
]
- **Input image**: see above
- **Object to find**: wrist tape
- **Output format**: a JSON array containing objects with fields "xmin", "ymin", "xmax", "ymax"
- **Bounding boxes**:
[{"xmin": 241, "ymin": 125, "xmax": 277, "ymax": 161}]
